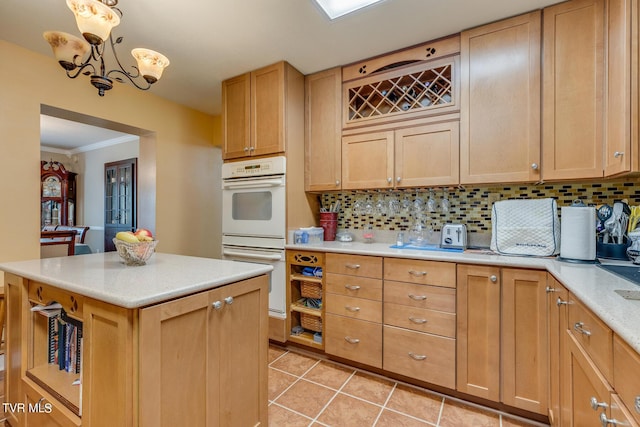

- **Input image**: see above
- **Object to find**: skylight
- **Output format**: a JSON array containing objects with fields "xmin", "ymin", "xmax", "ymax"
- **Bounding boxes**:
[{"xmin": 312, "ymin": 0, "xmax": 386, "ymax": 20}]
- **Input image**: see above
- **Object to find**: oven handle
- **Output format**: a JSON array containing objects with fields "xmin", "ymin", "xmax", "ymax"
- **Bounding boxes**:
[
  {"xmin": 222, "ymin": 249, "xmax": 283, "ymax": 261},
  {"xmin": 222, "ymin": 178, "xmax": 285, "ymax": 189}
]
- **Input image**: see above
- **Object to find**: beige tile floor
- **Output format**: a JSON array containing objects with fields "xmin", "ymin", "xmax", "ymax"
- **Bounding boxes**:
[{"xmin": 268, "ymin": 345, "xmax": 549, "ymax": 427}]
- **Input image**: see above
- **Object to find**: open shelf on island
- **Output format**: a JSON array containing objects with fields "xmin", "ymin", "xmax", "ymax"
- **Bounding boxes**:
[{"xmin": 26, "ymin": 364, "xmax": 81, "ymax": 416}]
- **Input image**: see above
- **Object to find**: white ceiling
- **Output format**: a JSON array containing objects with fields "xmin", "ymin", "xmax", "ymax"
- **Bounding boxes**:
[{"xmin": 2, "ymin": 0, "xmax": 564, "ymax": 148}]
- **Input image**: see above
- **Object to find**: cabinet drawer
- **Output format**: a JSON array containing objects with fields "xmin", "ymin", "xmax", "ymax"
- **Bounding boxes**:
[
  {"xmin": 384, "ymin": 303, "xmax": 456, "ymax": 338},
  {"xmin": 28, "ymin": 281, "xmax": 84, "ymax": 319},
  {"xmin": 384, "ymin": 280, "xmax": 455, "ymax": 312},
  {"xmin": 326, "ymin": 293, "xmax": 382, "ymax": 323},
  {"xmin": 384, "ymin": 258, "xmax": 456, "ymax": 288},
  {"xmin": 383, "ymin": 325, "xmax": 455, "ymax": 389},
  {"xmin": 326, "ymin": 253, "xmax": 382, "ymax": 278},
  {"xmin": 22, "ymin": 379, "xmax": 82, "ymax": 427},
  {"xmin": 568, "ymin": 296, "xmax": 613, "ymax": 382},
  {"xmin": 613, "ymin": 335, "xmax": 640, "ymax": 425},
  {"xmin": 325, "ymin": 313, "xmax": 382, "ymax": 368},
  {"xmin": 325, "ymin": 273, "xmax": 382, "ymax": 300}
]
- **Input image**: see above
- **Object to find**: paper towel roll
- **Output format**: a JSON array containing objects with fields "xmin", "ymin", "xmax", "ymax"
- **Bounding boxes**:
[{"xmin": 560, "ymin": 206, "xmax": 596, "ymax": 260}]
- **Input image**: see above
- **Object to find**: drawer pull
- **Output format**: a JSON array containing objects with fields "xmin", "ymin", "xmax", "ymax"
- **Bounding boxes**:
[
  {"xmin": 599, "ymin": 412, "xmax": 620, "ymax": 426},
  {"xmin": 344, "ymin": 284, "xmax": 361, "ymax": 291},
  {"xmin": 590, "ymin": 396, "xmax": 608, "ymax": 411},
  {"xmin": 408, "ymin": 294, "xmax": 427, "ymax": 301},
  {"xmin": 344, "ymin": 336, "xmax": 360, "ymax": 344},
  {"xmin": 409, "ymin": 317, "xmax": 427, "ymax": 324},
  {"xmin": 408, "ymin": 270, "xmax": 427, "ymax": 277},
  {"xmin": 345, "ymin": 306, "xmax": 360, "ymax": 312},
  {"xmin": 574, "ymin": 322, "xmax": 592, "ymax": 337},
  {"xmin": 212, "ymin": 301, "xmax": 223, "ymax": 310},
  {"xmin": 546, "ymin": 286, "xmax": 556, "ymax": 293},
  {"xmin": 408, "ymin": 352, "xmax": 427, "ymax": 361},
  {"xmin": 557, "ymin": 297, "xmax": 569, "ymax": 307},
  {"xmin": 345, "ymin": 264, "xmax": 361, "ymax": 270}
]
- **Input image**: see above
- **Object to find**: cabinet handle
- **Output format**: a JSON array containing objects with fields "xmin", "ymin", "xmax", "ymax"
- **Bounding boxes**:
[
  {"xmin": 546, "ymin": 286, "xmax": 557, "ymax": 293},
  {"xmin": 614, "ymin": 151, "xmax": 624, "ymax": 158},
  {"xmin": 212, "ymin": 301, "xmax": 223, "ymax": 310},
  {"xmin": 345, "ymin": 264, "xmax": 361, "ymax": 270},
  {"xmin": 344, "ymin": 284, "xmax": 361, "ymax": 291},
  {"xmin": 409, "ymin": 270, "xmax": 427, "ymax": 277},
  {"xmin": 387, "ymin": 177, "xmax": 392, "ymax": 184},
  {"xmin": 344, "ymin": 336, "xmax": 360, "ymax": 344},
  {"xmin": 574, "ymin": 322, "xmax": 592, "ymax": 337},
  {"xmin": 408, "ymin": 352, "xmax": 427, "ymax": 361},
  {"xmin": 599, "ymin": 412, "xmax": 620, "ymax": 426},
  {"xmin": 557, "ymin": 297, "xmax": 569, "ymax": 307},
  {"xmin": 243, "ymin": 147, "xmax": 249, "ymax": 152},
  {"xmin": 335, "ymin": 180, "xmax": 340, "ymax": 186},
  {"xmin": 409, "ymin": 317, "xmax": 427, "ymax": 324},
  {"xmin": 249, "ymin": 146, "xmax": 255, "ymax": 152},
  {"xmin": 396, "ymin": 176, "xmax": 402, "ymax": 183},
  {"xmin": 345, "ymin": 306, "xmax": 360, "ymax": 312},
  {"xmin": 591, "ymin": 397, "xmax": 608, "ymax": 411},
  {"xmin": 635, "ymin": 396, "xmax": 640, "ymax": 414},
  {"xmin": 224, "ymin": 296, "xmax": 234, "ymax": 305},
  {"xmin": 531, "ymin": 163, "xmax": 539, "ymax": 170},
  {"xmin": 408, "ymin": 294, "xmax": 427, "ymax": 301},
  {"xmin": 490, "ymin": 275, "xmax": 498, "ymax": 283}
]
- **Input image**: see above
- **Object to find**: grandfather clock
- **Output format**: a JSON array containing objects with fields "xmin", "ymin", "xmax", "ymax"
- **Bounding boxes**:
[{"xmin": 41, "ymin": 160, "xmax": 77, "ymax": 227}]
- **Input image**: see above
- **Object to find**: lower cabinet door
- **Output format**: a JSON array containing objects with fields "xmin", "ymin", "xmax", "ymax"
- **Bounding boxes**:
[
  {"xmin": 325, "ymin": 313, "xmax": 382, "ymax": 368},
  {"xmin": 22, "ymin": 381, "xmax": 81, "ymax": 427},
  {"xmin": 383, "ymin": 326, "xmax": 456, "ymax": 389}
]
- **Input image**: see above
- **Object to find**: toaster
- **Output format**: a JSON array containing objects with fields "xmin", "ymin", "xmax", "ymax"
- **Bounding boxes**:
[{"xmin": 441, "ymin": 224, "xmax": 467, "ymax": 249}]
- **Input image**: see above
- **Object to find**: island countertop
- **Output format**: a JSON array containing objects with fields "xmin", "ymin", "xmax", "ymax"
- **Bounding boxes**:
[{"xmin": 0, "ymin": 252, "xmax": 273, "ymax": 309}]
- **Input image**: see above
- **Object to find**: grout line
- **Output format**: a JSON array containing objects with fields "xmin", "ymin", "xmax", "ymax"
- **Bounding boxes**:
[
  {"xmin": 371, "ymin": 382, "xmax": 396, "ymax": 426},
  {"xmin": 309, "ymin": 370, "xmax": 358, "ymax": 425},
  {"xmin": 268, "ymin": 401, "xmax": 316, "ymax": 424},
  {"xmin": 436, "ymin": 396, "xmax": 445, "ymax": 426}
]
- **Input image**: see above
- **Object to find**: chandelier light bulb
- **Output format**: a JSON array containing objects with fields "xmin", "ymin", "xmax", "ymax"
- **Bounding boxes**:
[
  {"xmin": 66, "ymin": 0, "xmax": 120, "ymax": 45},
  {"xmin": 131, "ymin": 48, "xmax": 170, "ymax": 84},
  {"xmin": 43, "ymin": 31, "xmax": 91, "ymax": 71}
]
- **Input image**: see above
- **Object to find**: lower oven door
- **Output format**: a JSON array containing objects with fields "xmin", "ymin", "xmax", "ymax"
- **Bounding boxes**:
[{"xmin": 221, "ymin": 245, "xmax": 286, "ymax": 317}]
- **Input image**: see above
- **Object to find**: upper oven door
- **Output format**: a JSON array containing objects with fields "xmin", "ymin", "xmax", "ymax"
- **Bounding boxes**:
[{"xmin": 222, "ymin": 175, "xmax": 286, "ymax": 238}]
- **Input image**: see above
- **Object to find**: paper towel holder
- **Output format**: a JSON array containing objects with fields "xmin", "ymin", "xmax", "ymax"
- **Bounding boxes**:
[{"xmin": 558, "ymin": 200, "xmax": 599, "ymax": 264}]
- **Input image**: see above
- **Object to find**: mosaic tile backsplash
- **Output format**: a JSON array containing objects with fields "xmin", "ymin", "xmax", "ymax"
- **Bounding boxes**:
[{"xmin": 320, "ymin": 179, "xmax": 640, "ymax": 237}]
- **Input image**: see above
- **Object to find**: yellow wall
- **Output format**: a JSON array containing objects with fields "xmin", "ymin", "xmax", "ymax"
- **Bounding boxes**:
[{"xmin": 0, "ymin": 40, "xmax": 222, "ymax": 265}]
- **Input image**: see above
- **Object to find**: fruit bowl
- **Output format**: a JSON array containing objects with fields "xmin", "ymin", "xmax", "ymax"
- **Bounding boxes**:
[{"xmin": 113, "ymin": 238, "xmax": 158, "ymax": 266}]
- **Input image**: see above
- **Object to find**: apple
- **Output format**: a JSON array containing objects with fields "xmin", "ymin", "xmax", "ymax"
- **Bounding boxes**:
[{"xmin": 134, "ymin": 228, "xmax": 153, "ymax": 239}]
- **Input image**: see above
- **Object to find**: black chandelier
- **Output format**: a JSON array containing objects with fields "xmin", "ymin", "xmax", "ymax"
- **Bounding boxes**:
[{"xmin": 44, "ymin": 0, "xmax": 170, "ymax": 96}]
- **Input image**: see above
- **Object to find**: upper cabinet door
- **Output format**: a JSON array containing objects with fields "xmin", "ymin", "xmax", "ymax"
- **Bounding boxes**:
[
  {"xmin": 251, "ymin": 62, "xmax": 286, "ymax": 157},
  {"xmin": 305, "ymin": 67, "xmax": 343, "ymax": 192},
  {"xmin": 542, "ymin": 0, "xmax": 605, "ymax": 180},
  {"xmin": 222, "ymin": 72, "xmax": 251, "ymax": 160},
  {"xmin": 342, "ymin": 131, "xmax": 394, "ymax": 190},
  {"xmin": 395, "ymin": 122, "xmax": 460, "ymax": 188},
  {"xmin": 460, "ymin": 11, "xmax": 541, "ymax": 185},
  {"xmin": 604, "ymin": 0, "xmax": 634, "ymax": 176}
]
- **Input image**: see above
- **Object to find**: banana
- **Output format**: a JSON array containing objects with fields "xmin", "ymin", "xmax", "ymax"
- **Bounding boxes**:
[
  {"xmin": 137, "ymin": 235, "xmax": 154, "ymax": 242},
  {"xmin": 115, "ymin": 231, "xmax": 140, "ymax": 243}
]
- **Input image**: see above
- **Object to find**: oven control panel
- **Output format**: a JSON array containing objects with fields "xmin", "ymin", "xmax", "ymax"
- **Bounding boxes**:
[{"xmin": 222, "ymin": 156, "xmax": 286, "ymax": 179}]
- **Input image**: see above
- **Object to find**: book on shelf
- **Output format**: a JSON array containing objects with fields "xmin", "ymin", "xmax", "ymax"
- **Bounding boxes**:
[{"xmin": 44, "ymin": 307, "xmax": 83, "ymax": 375}]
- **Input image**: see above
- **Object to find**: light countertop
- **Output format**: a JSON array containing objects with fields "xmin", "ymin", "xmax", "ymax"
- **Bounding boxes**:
[
  {"xmin": 0, "ymin": 252, "xmax": 273, "ymax": 309},
  {"xmin": 287, "ymin": 241, "xmax": 640, "ymax": 354}
]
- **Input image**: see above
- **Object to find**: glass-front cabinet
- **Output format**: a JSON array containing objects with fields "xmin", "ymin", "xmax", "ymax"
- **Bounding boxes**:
[{"xmin": 104, "ymin": 158, "xmax": 137, "ymax": 251}]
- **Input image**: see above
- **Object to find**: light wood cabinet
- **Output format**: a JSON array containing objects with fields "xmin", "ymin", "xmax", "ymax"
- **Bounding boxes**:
[
  {"xmin": 324, "ymin": 253, "xmax": 382, "ymax": 368},
  {"xmin": 286, "ymin": 250, "xmax": 325, "ymax": 350},
  {"xmin": 460, "ymin": 11, "xmax": 541, "ymax": 185},
  {"xmin": 613, "ymin": 335, "xmax": 640, "ymax": 425},
  {"xmin": 542, "ymin": 0, "xmax": 605, "ymax": 180},
  {"xmin": 456, "ymin": 264, "xmax": 501, "ymax": 401},
  {"xmin": 457, "ymin": 266, "xmax": 548, "ymax": 415},
  {"xmin": 222, "ymin": 61, "xmax": 302, "ymax": 160},
  {"xmin": 341, "ymin": 121, "xmax": 459, "ymax": 190},
  {"xmin": 382, "ymin": 258, "xmax": 456, "ymax": 389},
  {"xmin": 5, "ymin": 272, "xmax": 268, "ymax": 427},
  {"xmin": 305, "ymin": 67, "xmax": 342, "ymax": 191},
  {"xmin": 546, "ymin": 277, "xmax": 570, "ymax": 426},
  {"xmin": 501, "ymin": 268, "xmax": 548, "ymax": 415}
]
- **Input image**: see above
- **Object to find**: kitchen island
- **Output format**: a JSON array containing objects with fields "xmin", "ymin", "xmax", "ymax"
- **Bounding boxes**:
[{"xmin": 0, "ymin": 252, "xmax": 272, "ymax": 427}]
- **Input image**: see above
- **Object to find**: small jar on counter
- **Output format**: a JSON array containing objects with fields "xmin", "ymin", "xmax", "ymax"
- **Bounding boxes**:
[{"xmin": 362, "ymin": 225, "xmax": 375, "ymax": 243}]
